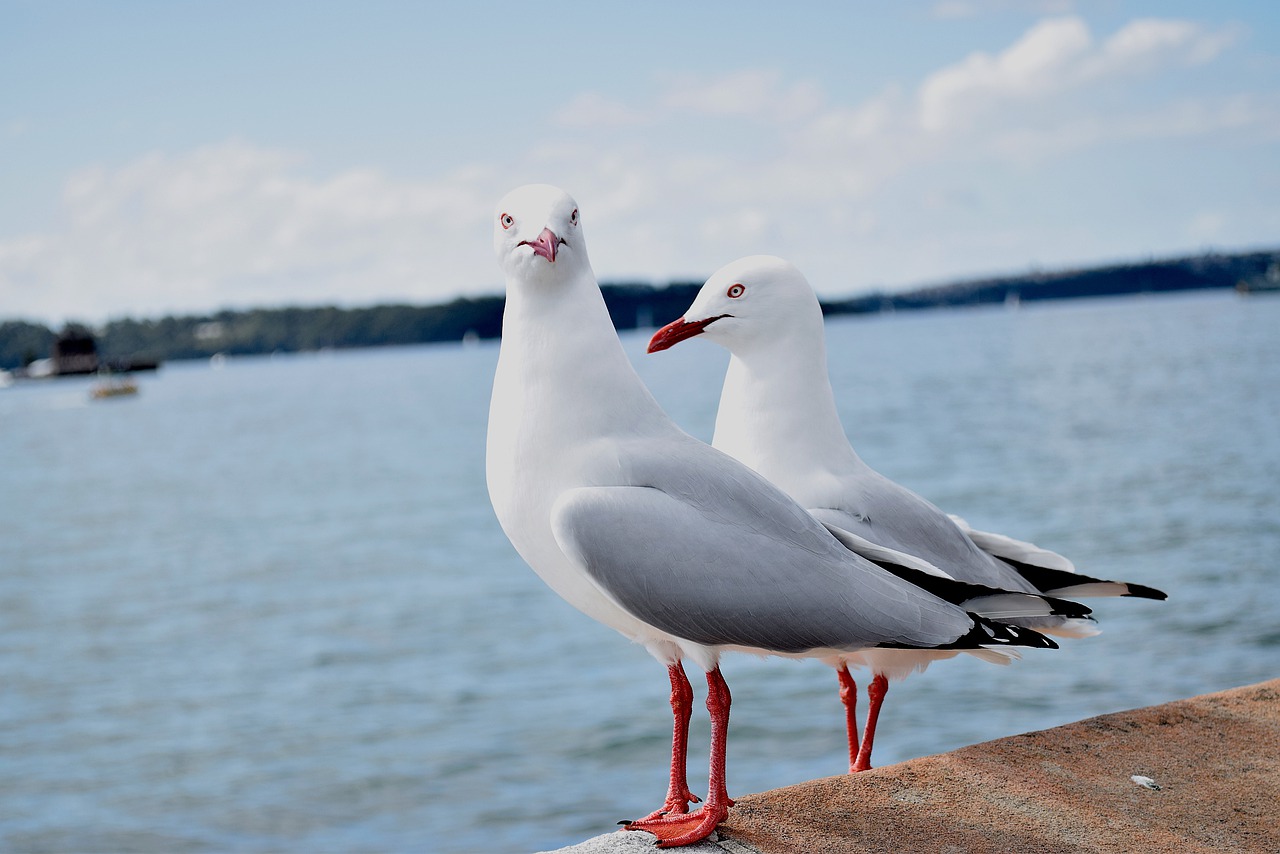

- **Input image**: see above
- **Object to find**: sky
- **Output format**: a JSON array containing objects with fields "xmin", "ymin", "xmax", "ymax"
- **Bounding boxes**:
[{"xmin": 2, "ymin": 0, "xmax": 1278, "ymax": 325}]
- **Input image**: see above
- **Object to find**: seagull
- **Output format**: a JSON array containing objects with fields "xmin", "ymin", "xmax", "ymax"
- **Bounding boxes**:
[
  {"xmin": 487, "ymin": 187, "xmax": 1064, "ymax": 847},
  {"xmin": 647, "ymin": 254, "xmax": 1167, "ymax": 773}
]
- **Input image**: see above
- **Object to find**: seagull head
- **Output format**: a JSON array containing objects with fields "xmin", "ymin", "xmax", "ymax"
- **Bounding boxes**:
[
  {"xmin": 648, "ymin": 255, "xmax": 822, "ymax": 355},
  {"xmin": 494, "ymin": 184, "xmax": 586, "ymax": 284}
]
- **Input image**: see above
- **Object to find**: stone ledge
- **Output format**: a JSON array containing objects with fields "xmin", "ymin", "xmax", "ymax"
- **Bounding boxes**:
[{"xmin": 542, "ymin": 678, "xmax": 1280, "ymax": 853}]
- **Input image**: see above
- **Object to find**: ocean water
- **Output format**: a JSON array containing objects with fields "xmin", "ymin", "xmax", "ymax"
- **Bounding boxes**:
[{"xmin": 2, "ymin": 290, "xmax": 1278, "ymax": 853}]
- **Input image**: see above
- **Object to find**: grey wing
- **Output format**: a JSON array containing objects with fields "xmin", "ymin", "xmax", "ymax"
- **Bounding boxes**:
[
  {"xmin": 550, "ymin": 484, "xmax": 974, "ymax": 655},
  {"xmin": 808, "ymin": 507, "xmax": 953, "ymax": 578},
  {"xmin": 812, "ymin": 507, "xmax": 1096, "ymax": 622},
  {"xmin": 832, "ymin": 472, "xmax": 1042, "ymax": 594}
]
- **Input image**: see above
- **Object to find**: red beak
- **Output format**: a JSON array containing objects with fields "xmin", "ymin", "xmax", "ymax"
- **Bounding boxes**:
[
  {"xmin": 525, "ymin": 227, "xmax": 561, "ymax": 262},
  {"xmin": 647, "ymin": 315, "xmax": 728, "ymax": 353}
]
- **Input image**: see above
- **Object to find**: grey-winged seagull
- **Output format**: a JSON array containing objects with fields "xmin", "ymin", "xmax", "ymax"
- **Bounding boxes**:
[
  {"xmin": 647, "ymin": 254, "xmax": 1167, "ymax": 773},
  {"xmin": 486, "ymin": 189, "xmax": 1067, "ymax": 846}
]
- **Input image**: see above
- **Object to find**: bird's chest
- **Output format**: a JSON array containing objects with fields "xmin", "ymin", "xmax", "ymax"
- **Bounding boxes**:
[
  {"xmin": 488, "ymin": 407, "xmax": 621, "ymax": 548},
  {"xmin": 486, "ymin": 328, "xmax": 646, "ymax": 560}
]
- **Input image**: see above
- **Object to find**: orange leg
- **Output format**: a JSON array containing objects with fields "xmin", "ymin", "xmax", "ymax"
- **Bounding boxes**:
[
  {"xmin": 634, "ymin": 662, "xmax": 700, "ymax": 822},
  {"xmin": 836, "ymin": 665, "xmax": 860, "ymax": 774},
  {"xmin": 624, "ymin": 667, "xmax": 734, "ymax": 848},
  {"xmin": 852, "ymin": 673, "xmax": 889, "ymax": 773}
]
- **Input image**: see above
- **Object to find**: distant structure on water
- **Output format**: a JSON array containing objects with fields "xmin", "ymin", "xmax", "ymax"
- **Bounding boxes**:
[
  {"xmin": 18, "ymin": 327, "xmax": 160, "ymax": 379},
  {"xmin": 1236, "ymin": 262, "xmax": 1280, "ymax": 294}
]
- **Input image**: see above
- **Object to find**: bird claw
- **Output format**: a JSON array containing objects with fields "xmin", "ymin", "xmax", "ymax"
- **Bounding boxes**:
[
  {"xmin": 630, "ymin": 790, "xmax": 700, "ymax": 823},
  {"xmin": 622, "ymin": 800, "xmax": 730, "ymax": 848}
]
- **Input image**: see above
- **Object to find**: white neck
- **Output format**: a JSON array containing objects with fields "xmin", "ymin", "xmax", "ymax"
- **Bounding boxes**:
[
  {"xmin": 712, "ymin": 329, "xmax": 865, "ymax": 501},
  {"xmin": 485, "ymin": 262, "xmax": 671, "ymax": 640},
  {"xmin": 488, "ymin": 267, "xmax": 670, "ymax": 491}
]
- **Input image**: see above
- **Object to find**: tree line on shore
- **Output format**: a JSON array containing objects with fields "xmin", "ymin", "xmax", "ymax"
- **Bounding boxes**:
[{"xmin": 2, "ymin": 248, "xmax": 1275, "ymax": 371}]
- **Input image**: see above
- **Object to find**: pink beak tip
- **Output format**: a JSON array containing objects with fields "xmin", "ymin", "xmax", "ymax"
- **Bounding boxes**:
[{"xmin": 530, "ymin": 227, "xmax": 560, "ymax": 262}]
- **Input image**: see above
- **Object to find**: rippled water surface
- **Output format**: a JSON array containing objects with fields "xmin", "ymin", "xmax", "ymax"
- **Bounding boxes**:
[{"xmin": 3, "ymin": 291, "xmax": 1278, "ymax": 853}]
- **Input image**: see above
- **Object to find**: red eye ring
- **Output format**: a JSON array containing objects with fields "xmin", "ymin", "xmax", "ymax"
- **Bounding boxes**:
[
  {"xmin": 500, "ymin": 213, "xmax": 514, "ymax": 229},
  {"xmin": 727, "ymin": 283, "xmax": 745, "ymax": 298},
  {"xmin": 570, "ymin": 208, "xmax": 579, "ymax": 225}
]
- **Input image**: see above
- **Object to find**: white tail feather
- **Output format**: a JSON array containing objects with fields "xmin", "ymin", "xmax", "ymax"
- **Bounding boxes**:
[
  {"xmin": 949, "ymin": 514, "xmax": 1077, "ymax": 572},
  {"xmin": 966, "ymin": 647, "xmax": 1022, "ymax": 665},
  {"xmin": 1039, "ymin": 617, "xmax": 1104, "ymax": 639}
]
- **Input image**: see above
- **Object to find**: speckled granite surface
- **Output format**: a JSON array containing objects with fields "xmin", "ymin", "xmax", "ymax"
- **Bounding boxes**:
[{"xmin": 542, "ymin": 679, "xmax": 1280, "ymax": 853}]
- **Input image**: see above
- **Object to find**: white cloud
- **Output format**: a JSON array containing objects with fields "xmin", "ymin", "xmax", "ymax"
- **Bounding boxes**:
[
  {"xmin": 0, "ymin": 140, "xmax": 499, "ymax": 323},
  {"xmin": 553, "ymin": 70, "xmax": 826, "ymax": 131},
  {"xmin": 1, "ymin": 16, "xmax": 1271, "ymax": 324},
  {"xmin": 657, "ymin": 69, "xmax": 825, "ymax": 123},
  {"xmin": 553, "ymin": 92, "xmax": 647, "ymax": 129},
  {"xmin": 987, "ymin": 93, "xmax": 1280, "ymax": 162},
  {"xmin": 801, "ymin": 89, "xmax": 901, "ymax": 147},
  {"xmin": 931, "ymin": 0, "xmax": 1076, "ymax": 20},
  {"xmin": 698, "ymin": 206, "xmax": 771, "ymax": 244},
  {"xmin": 918, "ymin": 16, "xmax": 1235, "ymax": 132},
  {"xmin": 932, "ymin": 0, "xmax": 981, "ymax": 19},
  {"xmin": 1094, "ymin": 18, "xmax": 1234, "ymax": 74},
  {"xmin": 1187, "ymin": 210, "xmax": 1227, "ymax": 242}
]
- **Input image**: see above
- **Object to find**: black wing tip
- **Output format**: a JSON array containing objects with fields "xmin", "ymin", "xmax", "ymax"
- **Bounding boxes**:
[
  {"xmin": 1123, "ymin": 583, "xmax": 1168, "ymax": 601},
  {"xmin": 1044, "ymin": 595, "xmax": 1093, "ymax": 618},
  {"xmin": 960, "ymin": 614, "xmax": 1060, "ymax": 650},
  {"xmin": 878, "ymin": 561, "xmax": 1092, "ymax": 618},
  {"xmin": 874, "ymin": 614, "xmax": 1060, "ymax": 653},
  {"xmin": 1004, "ymin": 557, "xmax": 1168, "ymax": 603}
]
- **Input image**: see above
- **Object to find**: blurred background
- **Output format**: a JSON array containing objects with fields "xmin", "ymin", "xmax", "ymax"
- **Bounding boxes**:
[
  {"xmin": 3, "ymin": 3, "xmax": 1279, "ymax": 853},
  {"xmin": 2, "ymin": 1, "xmax": 1278, "ymax": 323}
]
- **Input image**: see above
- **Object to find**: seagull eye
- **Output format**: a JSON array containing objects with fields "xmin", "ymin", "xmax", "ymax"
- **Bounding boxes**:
[
  {"xmin": 726, "ymin": 284, "xmax": 746, "ymax": 299},
  {"xmin": 500, "ymin": 213, "xmax": 514, "ymax": 230},
  {"xmin": 570, "ymin": 208, "xmax": 579, "ymax": 226}
]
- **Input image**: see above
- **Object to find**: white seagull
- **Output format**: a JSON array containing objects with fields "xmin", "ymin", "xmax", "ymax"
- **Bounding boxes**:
[
  {"xmin": 647, "ymin": 254, "xmax": 1167, "ymax": 773},
  {"xmin": 487, "ymin": 188, "xmax": 1064, "ymax": 847}
]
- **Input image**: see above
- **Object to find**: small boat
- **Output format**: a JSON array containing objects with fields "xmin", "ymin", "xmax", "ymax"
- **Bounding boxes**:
[
  {"xmin": 90, "ymin": 375, "xmax": 139, "ymax": 399},
  {"xmin": 1236, "ymin": 262, "xmax": 1280, "ymax": 294}
]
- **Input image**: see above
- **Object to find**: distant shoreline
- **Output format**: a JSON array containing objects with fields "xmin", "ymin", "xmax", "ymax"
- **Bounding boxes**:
[{"xmin": 2, "ymin": 246, "xmax": 1276, "ymax": 371}]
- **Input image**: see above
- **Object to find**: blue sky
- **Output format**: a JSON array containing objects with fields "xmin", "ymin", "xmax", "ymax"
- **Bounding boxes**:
[{"xmin": 2, "ymin": 0, "xmax": 1278, "ymax": 324}]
